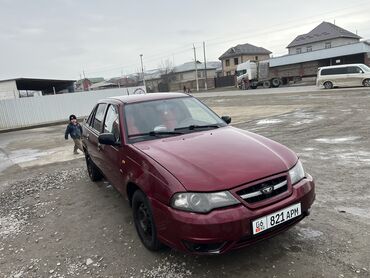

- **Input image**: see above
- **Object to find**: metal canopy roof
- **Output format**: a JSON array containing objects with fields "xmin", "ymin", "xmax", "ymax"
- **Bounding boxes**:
[
  {"xmin": 0, "ymin": 78, "xmax": 75, "ymax": 91},
  {"xmin": 270, "ymin": 41, "xmax": 370, "ymax": 67}
]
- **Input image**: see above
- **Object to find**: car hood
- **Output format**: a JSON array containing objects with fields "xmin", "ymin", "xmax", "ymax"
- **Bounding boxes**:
[{"xmin": 133, "ymin": 127, "xmax": 298, "ymax": 191}]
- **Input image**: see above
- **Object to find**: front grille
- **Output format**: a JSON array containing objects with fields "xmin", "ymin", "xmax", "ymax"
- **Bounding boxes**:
[{"xmin": 237, "ymin": 176, "xmax": 288, "ymax": 203}]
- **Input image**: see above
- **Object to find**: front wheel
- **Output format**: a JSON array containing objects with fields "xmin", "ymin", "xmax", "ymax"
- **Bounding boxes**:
[
  {"xmin": 132, "ymin": 190, "xmax": 162, "ymax": 251},
  {"xmin": 363, "ymin": 79, "xmax": 370, "ymax": 87}
]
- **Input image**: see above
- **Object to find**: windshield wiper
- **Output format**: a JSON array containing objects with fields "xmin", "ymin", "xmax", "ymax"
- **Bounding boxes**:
[
  {"xmin": 128, "ymin": 131, "xmax": 184, "ymax": 138},
  {"xmin": 174, "ymin": 124, "xmax": 220, "ymax": 131}
]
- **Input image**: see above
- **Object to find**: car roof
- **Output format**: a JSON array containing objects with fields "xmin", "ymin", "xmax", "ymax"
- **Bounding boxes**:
[
  {"xmin": 319, "ymin": 63, "xmax": 365, "ymax": 70},
  {"xmin": 107, "ymin": 92, "xmax": 190, "ymax": 104}
]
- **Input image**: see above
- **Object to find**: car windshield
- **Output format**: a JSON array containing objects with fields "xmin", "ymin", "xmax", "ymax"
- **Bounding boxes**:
[
  {"xmin": 124, "ymin": 96, "xmax": 226, "ymax": 141},
  {"xmin": 360, "ymin": 64, "xmax": 370, "ymax": 72}
]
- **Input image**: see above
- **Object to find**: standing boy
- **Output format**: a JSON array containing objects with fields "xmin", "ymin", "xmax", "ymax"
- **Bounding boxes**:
[{"xmin": 65, "ymin": 114, "xmax": 83, "ymax": 154}]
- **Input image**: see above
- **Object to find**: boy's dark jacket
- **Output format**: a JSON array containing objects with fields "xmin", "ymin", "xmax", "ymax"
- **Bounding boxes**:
[{"xmin": 65, "ymin": 123, "xmax": 82, "ymax": 139}]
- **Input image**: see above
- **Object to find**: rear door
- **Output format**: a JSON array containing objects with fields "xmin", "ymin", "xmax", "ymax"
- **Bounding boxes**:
[
  {"xmin": 99, "ymin": 104, "xmax": 123, "ymax": 187},
  {"xmin": 332, "ymin": 67, "xmax": 348, "ymax": 87},
  {"xmin": 87, "ymin": 103, "xmax": 107, "ymax": 171}
]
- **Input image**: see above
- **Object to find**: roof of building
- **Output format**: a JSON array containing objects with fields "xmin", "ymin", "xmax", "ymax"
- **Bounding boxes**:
[
  {"xmin": 110, "ymin": 92, "xmax": 189, "ymax": 104},
  {"xmin": 173, "ymin": 61, "xmax": 221, "ymax": 73},
  {"xmin": 0, "ymin": 77, "xmax": 75, "ymax": 91},
  {"xmin": 219, "ymin": 43, "xmax": 272, "ymax": 60},
  {"xmin": 76, "ymin": 77, "xmax": 105, "ymax": 85},
  {"xmin": 270, "ymin": 41, "xmax": 370, "ymax": 67},
  {"xmin": 287, "ymin": 21, "xmax": 361, "ymax": 48}
]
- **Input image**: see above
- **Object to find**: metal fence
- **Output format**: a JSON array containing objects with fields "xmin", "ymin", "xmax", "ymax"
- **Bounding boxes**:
[{"xmin": 0, "ymin": 86, "xmax": 146, "ymax": 130}]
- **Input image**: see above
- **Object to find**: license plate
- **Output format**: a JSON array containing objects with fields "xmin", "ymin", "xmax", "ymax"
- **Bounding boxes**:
[{"xmin": 252, "ymin": 203, "xmax": 301, "ymax": 235}]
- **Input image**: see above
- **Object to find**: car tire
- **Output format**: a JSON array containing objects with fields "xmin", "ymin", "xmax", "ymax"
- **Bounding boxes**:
[
  {"xmin": 363, "ymin": 79, "xmax": 370, "ymax": 87},
  {"xmin": 85, "ymin": 152, "xmax": 103, "ymax": 181},
  {"xmin": 263, "ymin": 80, "xmax": 271, "ymax": 88},
  {"xmin": 250, "ymin": 81, "xmax": 258, "ymax": 89},
  {"xmin": 271, "ymin": 78, "xmax": 281, "ymax": 88},
  {"xmin": 323, "ymin": 81, "xmax": 333, "ymax": 89},
  {"xmin": 132, "ymin": 190, "xmax": 162, "ymax": 251}
]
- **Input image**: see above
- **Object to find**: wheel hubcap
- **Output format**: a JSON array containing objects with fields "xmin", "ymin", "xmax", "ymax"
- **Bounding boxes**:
[{"xmin": 138, "ymin": 203, "xmax": 152, "ymax": 237}]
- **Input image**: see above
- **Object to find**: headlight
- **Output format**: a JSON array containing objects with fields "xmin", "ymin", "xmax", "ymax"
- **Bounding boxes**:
[
  {"xmin": 289, "ymin": 160, "xmax": 305, "ymax": 185},
  {"xmin": 171, "ymin": 191, "xmax": 240, "ymax": 213}
]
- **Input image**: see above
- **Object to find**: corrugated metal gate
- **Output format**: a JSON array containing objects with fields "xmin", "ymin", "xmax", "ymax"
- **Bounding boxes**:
[{"xmin": 0, "ymin": 86, "xmax": 146, "ymax": 130}]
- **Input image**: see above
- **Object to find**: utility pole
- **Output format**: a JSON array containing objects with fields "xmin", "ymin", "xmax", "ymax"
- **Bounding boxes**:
[
  {"xmin": 193, "ymin": 44, "xmax": 199, "ymax": 92},
  {"xmin": 203, "ymin": 41, "xmax": 208, "ymax": 91},
  {"xmin": 140, "ymin": 54, "xmax": 146, "ymax": 90}
]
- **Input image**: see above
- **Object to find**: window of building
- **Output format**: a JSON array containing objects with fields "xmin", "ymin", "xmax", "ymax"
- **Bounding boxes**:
[
  {"xmin": 325, "ymin": 42, "xmax": 332, "ymax": 49},
  {"xmin": 226, "ymin": 71, "xmax": 231, "ymax": 76},
  {"xmin": 225, "ymin": 59, "xmax": 230, "ymax": 67},
  {"xmin": 296, "ymin": 48, "xmax": 302, "ymax": 54},
  {"xmin": 234, "ymin": 57, "xmax": 239, "ymax": 65},
  {"xmin": 197, "ymin": 71, "xmax": 202, "ymax": 78},
  {"xmin": 255, "ymin": 56, "xmax": 259, "ymax": 61},
  {"xmin": 307, "ymin": 46, "xmax": 312, "ymax": 52}
]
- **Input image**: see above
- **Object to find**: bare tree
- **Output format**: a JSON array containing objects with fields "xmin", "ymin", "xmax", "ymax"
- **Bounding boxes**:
[{"xmin": 158, "ymin": 59, "xmax": 175, "ymax": 84}]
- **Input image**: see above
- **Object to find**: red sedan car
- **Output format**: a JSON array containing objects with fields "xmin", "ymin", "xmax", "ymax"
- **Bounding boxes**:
[{"xmin": 82, "ymin": 93, "xmax": 315, "ymax": 254}]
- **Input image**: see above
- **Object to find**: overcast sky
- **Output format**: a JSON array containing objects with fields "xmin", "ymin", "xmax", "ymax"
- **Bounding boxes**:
[{"xmin": 0, "ymin": 0, "xmax": 369, "ymax": 80}]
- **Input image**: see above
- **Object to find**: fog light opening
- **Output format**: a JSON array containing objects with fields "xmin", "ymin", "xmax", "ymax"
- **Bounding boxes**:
[{"xmin": 183, "ymin": 241, "xmax": 227, "ymax": 254}]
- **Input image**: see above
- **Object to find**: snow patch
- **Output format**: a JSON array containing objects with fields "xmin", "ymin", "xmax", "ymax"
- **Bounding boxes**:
[
  {"xmin": 8, "ymin": 148, "xmax": 55, "ymax": 164},
  {"xmin": 296, "ymin": 227, "xmax": 323, "ymax": 240},
  {"xmin": 315, "ymin": 136, "xmax": 360, "ymax": 144},
  {"xmin": 256, "ymin": 119, "xmax": 283, "ymax": 125}
]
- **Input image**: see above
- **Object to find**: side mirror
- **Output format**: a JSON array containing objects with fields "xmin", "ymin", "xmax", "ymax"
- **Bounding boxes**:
[
  {"xmin": 221, "ymin": 116, "xmax": 232, "ymax": 124},
  {"xmin": 98, "ymin": 133, "xmax": 120, "ymax": 146}
]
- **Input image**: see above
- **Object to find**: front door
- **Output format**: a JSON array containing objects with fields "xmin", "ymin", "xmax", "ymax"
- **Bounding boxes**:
[
  {"xmin": 100, "ymin": 104, "xmax": 124, "ymax": 188},
  {"xmin": 346, "ymin": 66, "xmax": 364, "ymax": 87},
  {"xmin": 88, "ymin": 103, "xmax": 107, "ymax": 170}
]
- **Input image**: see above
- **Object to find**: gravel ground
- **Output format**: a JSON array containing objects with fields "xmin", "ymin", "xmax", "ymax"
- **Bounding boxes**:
[{"xmin": 0, "ymin": 87, "xmax": 369, "ymax": 277}]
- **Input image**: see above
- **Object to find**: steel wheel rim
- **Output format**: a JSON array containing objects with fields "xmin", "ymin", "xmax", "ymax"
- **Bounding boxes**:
[{"xmin": 137, "ymin": 203, "xmax": 153, "ymax": 240}]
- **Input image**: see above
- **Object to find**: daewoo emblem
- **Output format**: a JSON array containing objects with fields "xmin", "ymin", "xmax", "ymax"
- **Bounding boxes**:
[{"xmin": 261, "ymin": 186, "xmax": 274, "ymax": 195}]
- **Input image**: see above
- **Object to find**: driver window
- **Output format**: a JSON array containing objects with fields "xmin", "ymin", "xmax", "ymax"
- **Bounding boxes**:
[{"xmin": 103, "ymin": 105, "xmax": 121, "ymax": 142}]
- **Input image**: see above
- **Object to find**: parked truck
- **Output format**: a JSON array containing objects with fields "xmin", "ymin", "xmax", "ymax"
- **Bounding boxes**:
[{"xmin": 236, "ymin": 60, "xmax": 319, "ymax": 89}]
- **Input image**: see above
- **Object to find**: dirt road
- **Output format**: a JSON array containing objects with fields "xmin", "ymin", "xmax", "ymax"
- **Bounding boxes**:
[{"xmin": 0, "ymin": 87, "xmax": 369, "ymax": 277}]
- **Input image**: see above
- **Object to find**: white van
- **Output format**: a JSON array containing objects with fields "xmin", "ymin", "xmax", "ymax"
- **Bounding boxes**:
[{"xmin": 317, "ymin": 63, "xmax": 370, "ymax": 89}]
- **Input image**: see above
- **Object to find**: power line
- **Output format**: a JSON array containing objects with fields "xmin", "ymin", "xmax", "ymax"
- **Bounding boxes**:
[{"xmin": 82, "ymin": 0, "xmax": 370, "ymax": 76}]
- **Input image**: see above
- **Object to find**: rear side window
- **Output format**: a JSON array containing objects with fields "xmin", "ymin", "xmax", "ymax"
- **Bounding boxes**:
[
  {"xmin": 87, "ymin": 106, "xmax": 97, "ymax": 126},
  {"xmin": 93, "ymin": 103, "xmax": 107, "ymax": 132},
  {"xmin": 321, "ymin": 67, "xmax": 347, "ymax": 76},
  {"xmin": 347, "ymin": 66, "xmax": 362, "ymax": 74}
]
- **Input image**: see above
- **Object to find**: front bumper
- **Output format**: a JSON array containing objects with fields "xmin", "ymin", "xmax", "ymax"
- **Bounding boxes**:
[{"xmin": 151, "ymin": 175, "xmax": 315, "ymax": 254}]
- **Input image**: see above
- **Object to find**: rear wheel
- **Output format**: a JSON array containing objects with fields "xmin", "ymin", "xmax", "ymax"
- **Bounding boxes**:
[
  {"xmin": 363, "ymin": 79, "xmax": 370, "ymax": 87},
  {"xmin": 263, "ymin": 80, "xmax": 271, "ymax": 88},
  {"xmin": 271, "ymin": 78, "xmax": 281, "ymax": 88},
  {"xmin": 132, "ymin": 190, "xmax": 162, "ymax": 251},
  {"xmin": 85, "ymin": 152, "xmax": 103, "ymax": 181},
  {"xmin": 323, "ymin": 81, "xmax": 333, "ymax": 89}
]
